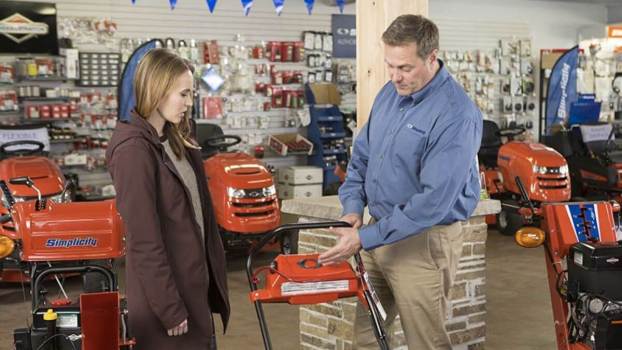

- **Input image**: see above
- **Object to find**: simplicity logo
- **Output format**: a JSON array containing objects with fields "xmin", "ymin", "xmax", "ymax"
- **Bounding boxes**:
[{"xmin": 46, "ymin": 237, "xmax": 98, "ymax": 248}]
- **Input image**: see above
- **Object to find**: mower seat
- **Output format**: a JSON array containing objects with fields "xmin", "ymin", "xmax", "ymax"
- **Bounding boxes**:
[
  {"xmin": 478, "ymin": 120, "xmax": 502, "ymax": 168},
  {"xmin": 196, "ymin": 123, "xmax": 224, "ymax": 158}
]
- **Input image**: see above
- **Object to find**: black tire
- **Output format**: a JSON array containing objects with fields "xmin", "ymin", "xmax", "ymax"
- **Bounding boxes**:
[
  {"xmin": 280, "ymin": 230, "xmax": 299, "ymax": 255},
  {"xmin": 496, "ymin": 210, "xmax": 524, "ymax": 236}
]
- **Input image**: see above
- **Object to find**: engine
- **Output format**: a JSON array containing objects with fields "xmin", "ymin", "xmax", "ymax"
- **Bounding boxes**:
[{"xmin": 566, "ymin": 241, "xmax": 622, "ymax": 349}]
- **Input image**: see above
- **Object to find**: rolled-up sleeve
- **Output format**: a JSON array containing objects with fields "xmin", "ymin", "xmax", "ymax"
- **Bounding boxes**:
[{"xmin": 359, "ymin": 118, "xmax": 480, "ymax": 250}]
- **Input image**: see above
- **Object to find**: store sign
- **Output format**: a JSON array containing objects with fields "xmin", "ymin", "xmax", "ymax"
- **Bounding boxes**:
[
  {"xmin": 545, "ymin": 46, "xmax": 579, "ymax": 134},
  {"xmin": 332, "ymin": 14, "xmax": 355, "ymax": 58},
  {"xmin": 0, "ymin": 127, "xmax": 50, "ymax": 151},
  {"xmin": 0, "ymin": 1, "xmax": 58, "ymax": 54},
  {"xmin": 0, "ymin": 13, "xmax": 48, "ymax": 43},
  {"xmin": 608, "ymin": 25, "xmax": 622, "ymax": 38}
]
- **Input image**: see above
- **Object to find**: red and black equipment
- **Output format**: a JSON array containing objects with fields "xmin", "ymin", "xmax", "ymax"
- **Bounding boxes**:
[
  {"xmin": 3, "ymin": 175, "xmax": 132, "ymax": 350},
  {"xmin": 246, "ymin": 222, "xmax": 389, "ymax": 350},
  {"xmin": 478, "ymin": 120, "xmax": 571, "ymax": 235},
  {"xmin": 514, "ymin": 175, "xmax": 622, "ymax": 350},
  {"xmin": 196, "ymin": 123, "xmax": 283, "ymax": 252}
]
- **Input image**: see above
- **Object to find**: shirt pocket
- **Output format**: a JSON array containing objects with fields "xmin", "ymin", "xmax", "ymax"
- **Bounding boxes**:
[{"xmin": 393, "ymin": 123, "xmax": 428, "ymax": 174}]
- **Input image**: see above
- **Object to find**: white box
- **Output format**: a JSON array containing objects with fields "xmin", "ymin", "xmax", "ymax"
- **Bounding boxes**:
[
  {"xmin": 278, "ymin": 166, "xmax": 323, "ymax": 185},
  {"xmin": 277, "ymin": 183, "xmax": 322, "ymax": 200}
]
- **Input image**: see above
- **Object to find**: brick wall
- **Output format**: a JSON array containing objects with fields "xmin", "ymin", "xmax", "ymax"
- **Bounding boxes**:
[{"xmin": 296, "ymin": 215, "xmax": 489, "ymax": 350}]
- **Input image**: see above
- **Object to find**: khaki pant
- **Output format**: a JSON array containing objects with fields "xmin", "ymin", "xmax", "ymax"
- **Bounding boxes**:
[{"xmin": 354, "ymin": 221, "xmax": 463, "ymax": 350}]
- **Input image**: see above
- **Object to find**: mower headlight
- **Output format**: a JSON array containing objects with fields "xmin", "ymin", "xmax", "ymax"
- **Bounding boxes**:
[
  {"xmin": 227, "ymin": 187, "xmax": 246, "ymax": 199},
  {"xmin": 263, "ymin": 185, "xmax": 276, "ymax": 197},
  {"xmin": 532, "ymin": 165, "xmax": 547, "ymax": 175},
  {"xmin": 559, "ymin": 165, "xmax": 569, "ymax": 175},
  {"xmin": 0, "ymin": 235, "xmax": 15, "ymax": 259},
  {"xmin": 515, "ymin": 226, "xmax": 546, "ymax": 248}
]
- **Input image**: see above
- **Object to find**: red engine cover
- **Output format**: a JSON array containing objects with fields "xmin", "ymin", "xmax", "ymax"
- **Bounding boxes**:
[
  {"xmin": 498, "ymin": 141, "xmax": 571, "ymax": 202},
  {"xmin": 15, "ymin": 200, "xmax": 125, "ymax": 261},
  {"xmin": 0, "ymin": 156, "xmax": 64, "ymax": 198},
  {"xmin": 250, "ymin": 253, "xmax": 362, "ymax": 305}
]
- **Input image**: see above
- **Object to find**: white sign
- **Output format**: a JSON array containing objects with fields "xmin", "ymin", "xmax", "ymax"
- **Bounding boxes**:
[
  {"xmin": 0, "ymin": 127, "xmax": 50, "ymax": 151},
  {"xmin": 579, "ymin": 124, "xmax": 613, "ymax": 143}
]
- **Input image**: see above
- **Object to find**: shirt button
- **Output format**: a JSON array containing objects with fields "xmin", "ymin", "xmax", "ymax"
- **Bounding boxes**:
[
  {"xmin": 373, "ymin": 179, "xmax": 378, "ymax": 183},
  {"xmin": 380, "ymin": 155, "xmax": 384, "ymax": 160},
  {"xmin": 400, "ymin": 107, "xmax": 404, "ymax": 112}
]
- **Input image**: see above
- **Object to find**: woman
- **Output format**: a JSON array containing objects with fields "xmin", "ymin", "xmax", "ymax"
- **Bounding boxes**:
[{"xmin": 106, "ymin": 48, "xmax": 229, "ymax": 349}]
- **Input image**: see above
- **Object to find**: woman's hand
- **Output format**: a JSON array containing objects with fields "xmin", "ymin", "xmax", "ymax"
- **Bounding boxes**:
[{"xmin": 167, "ymin": 319, "xmax": 188, "ymax": 336}]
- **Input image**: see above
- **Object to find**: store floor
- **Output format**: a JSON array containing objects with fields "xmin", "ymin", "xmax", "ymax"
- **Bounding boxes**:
[{"xmin": 0, "ymin": 229, "xmax": 555, "ymax": 349}]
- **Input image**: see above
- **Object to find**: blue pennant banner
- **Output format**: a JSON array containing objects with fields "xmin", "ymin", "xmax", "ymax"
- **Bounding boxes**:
[
  {"xmin": 207, "ymin": 0, "xmax": 217, "ymax": 13},
  {"xmin": 169, "ymin": 0, "xmax": 177, "ymax": 10},
  {"xmin": 304, "ymin": 0, "xmax": 314, "ymax": 14},
  {"xmin": 131, "ymin": 0, "xmax": 136, "ymax": 4},
  {"xmin": 241, "ymin": 0, "xmax": 253, "ymax": 16},
  {"xmin": 336, "ymin": 0, "xmax": 345, "ymax": 13},
  {"xmin": 545, "ymin": 46, "xmax": 579, "ymax": 134},
  {"xmin": 273, "ymin": 0, "xmax": 284, "ymax": 15}
]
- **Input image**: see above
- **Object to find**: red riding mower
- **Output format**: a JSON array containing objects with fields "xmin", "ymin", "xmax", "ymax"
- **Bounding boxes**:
[
  {"xmin": 512, "ymin": 174, "xmax": 622, "ymax": 350},
  {"xmin": 0, "ymin": 175, "xmax": 131, "ymax": 350},
  {"xmin": 547, "ymin": 123, "xmax": 622, "ymax": 206},
  {"xmin": 195, "ymin": 123, "xmax": 286, "ymax": 252},
  {"xmin": 478, "ymin": 120, "xmax": 571, "ymax": 235},
  {"xmin": 0, "ymin": 136, "xmax": 77, "ymax": 282}
]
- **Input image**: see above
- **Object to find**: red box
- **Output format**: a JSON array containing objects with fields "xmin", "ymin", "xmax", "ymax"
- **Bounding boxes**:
[
  {"xmin": 60, "ymin": 104, "xmax": 69, "ymax": 118},
  {"xmin": 51, "ymin": 104, "xmax": 61, "ymax": 119},
  {"xmin": 280, "ymin": 42, "xmax": 294, "ymax": 62},
  {"xmin": 293, "ymin": 41, "xmax": 304, "ymax": 62},
  {"xmin": 40, "ymin": 105, "xmax": 51, "ymax": 119}
]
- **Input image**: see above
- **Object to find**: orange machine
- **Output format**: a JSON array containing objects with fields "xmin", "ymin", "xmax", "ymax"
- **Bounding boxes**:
[
  {"xmin": 514, "ymin": 183, "xmax": 622, "ymax": 349},
  {"xmin": 479, "ymin": 121, "xmax": 571, "ymax": 235},
  {"xmin": 0, "ymin": 140, "xmax": 76, "ymax": 282},
  {"xmin": 247, "ymin": 222, "xmax": 389, "ymax": 350},
  {"xmin": 197, "ymin": 123, "xmax": 282, "ymax": 252},
  {"xmin": 1, "ymin": 176, "xmax": 131, "ymax": 350}
]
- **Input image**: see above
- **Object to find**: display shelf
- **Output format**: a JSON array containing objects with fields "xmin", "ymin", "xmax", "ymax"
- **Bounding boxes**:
[
  {"xmin": 319, "ymin": 132, "xmax": 346, "ymax": 139},
  {"xmin": 19, "ymin": 97, "xmax": 72, "ymax": 102},
  {"xmin": 17, "ymin": 76, "xmax": 70, "ymax": 83}
]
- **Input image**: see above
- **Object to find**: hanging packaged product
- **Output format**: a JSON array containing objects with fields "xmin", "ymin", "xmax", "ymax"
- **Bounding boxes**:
[
  {"xmin": 0, "ymin": 64, "xmax": 15, "ymax": 83},
  {"xmin": 203, "ymin": 96, "xmax": 224, "ymax": 119},
  {"xmin": 293, "ymin": 42, "xmax": 304, "ymax": 62},
  {"xmin": 280, "ymin": 42, "xmax": 294, "ymax": 62},
  {"xmin": 203, "ymin": 40, "xmax": 220, "ymax": 64}
]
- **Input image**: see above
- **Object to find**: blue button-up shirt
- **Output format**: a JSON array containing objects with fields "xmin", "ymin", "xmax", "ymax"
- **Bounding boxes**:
[{"xmin": 339, "ymin": 61, "xmax": 483, "ymax": 250}]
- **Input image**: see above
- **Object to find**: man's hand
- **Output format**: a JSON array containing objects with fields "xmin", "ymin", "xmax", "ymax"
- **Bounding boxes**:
[
  {"xmin": 167, "ymin": 319, "xmax": 188, "ymax": 336},
  {"xmin": 340, "ymin": 213, "xmax": 363, "ymax": 229},
  {"xmin": 318, "ymin": 226, "xmax": 362, "ymax": 265}
]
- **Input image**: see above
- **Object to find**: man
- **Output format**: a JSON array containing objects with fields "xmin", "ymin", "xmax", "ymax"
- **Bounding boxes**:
[{"xmin": 318, "ymin": 14, "xmax": 483, "ymax": 349}]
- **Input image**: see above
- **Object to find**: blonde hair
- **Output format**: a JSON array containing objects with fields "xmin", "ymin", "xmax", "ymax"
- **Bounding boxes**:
[{"xmin": 134, "ymin": 48, "xmax": 199, "ymax": 159}]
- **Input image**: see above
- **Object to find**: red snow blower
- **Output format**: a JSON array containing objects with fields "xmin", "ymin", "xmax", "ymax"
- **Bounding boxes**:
[{"xmin": 246, "ymin": 221, "xmax": 389, "ymax": 350}]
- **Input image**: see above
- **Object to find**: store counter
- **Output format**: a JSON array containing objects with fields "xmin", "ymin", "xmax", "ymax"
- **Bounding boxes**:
[{"xmin": 281, "ymin": 195, "xmax": 501, "ymax": 349}]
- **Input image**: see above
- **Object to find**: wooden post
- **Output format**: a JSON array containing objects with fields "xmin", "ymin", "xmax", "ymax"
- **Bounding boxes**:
[{"xmin": 356, "ymin": 1, "xmax": 428, "ymax": 127}]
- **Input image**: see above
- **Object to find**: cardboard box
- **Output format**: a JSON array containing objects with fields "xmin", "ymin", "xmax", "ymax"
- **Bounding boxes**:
[
  {"xmin": 309, "ymin": 83, "xmax": 341, "ymax": 105},
  {"xmin": 268, "ymin": 133, "xmax": 313, "ymax": 156},
  {"xmin": 278, "ymin": 166, "xmax": 323, "ymax": 185},
  {"xmin": 277, "ymin": 183, "xmax": 322, "ymax": 199}
]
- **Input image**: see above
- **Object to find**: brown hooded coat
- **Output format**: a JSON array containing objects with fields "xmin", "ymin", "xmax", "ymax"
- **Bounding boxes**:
[{"xmin": 106, "ymin": 114, "xmax": 229, "ymax": 349}]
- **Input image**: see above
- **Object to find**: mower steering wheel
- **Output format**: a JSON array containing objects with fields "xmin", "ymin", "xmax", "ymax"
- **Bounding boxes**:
[
  {"xmin": 497, "ymin": 127, "xmax": 526, "ymax": 138},
  {"xmin": 204, "ymin": 135, "xmax": 242, "ymax": 149},
  {"xmin": 0, "ymin": 140, "xmax": 45, "ymax": 157}
]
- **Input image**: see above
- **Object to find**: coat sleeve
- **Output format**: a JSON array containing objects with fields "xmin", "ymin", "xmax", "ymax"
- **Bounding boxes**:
[{"xmin": 109, "ymin": 141, "xmax": 188, "ymax": 330}]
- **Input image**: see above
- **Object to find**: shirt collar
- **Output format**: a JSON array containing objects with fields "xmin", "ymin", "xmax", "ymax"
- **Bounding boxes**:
[{"xmin": 399, "ymin": 59, "xmax": 449, "ymax": 107}]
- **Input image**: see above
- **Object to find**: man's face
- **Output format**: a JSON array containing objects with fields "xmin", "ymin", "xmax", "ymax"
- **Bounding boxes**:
[{"xmin": 384, "ymin": 42, "xmax": 437, "ymax": 96}]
